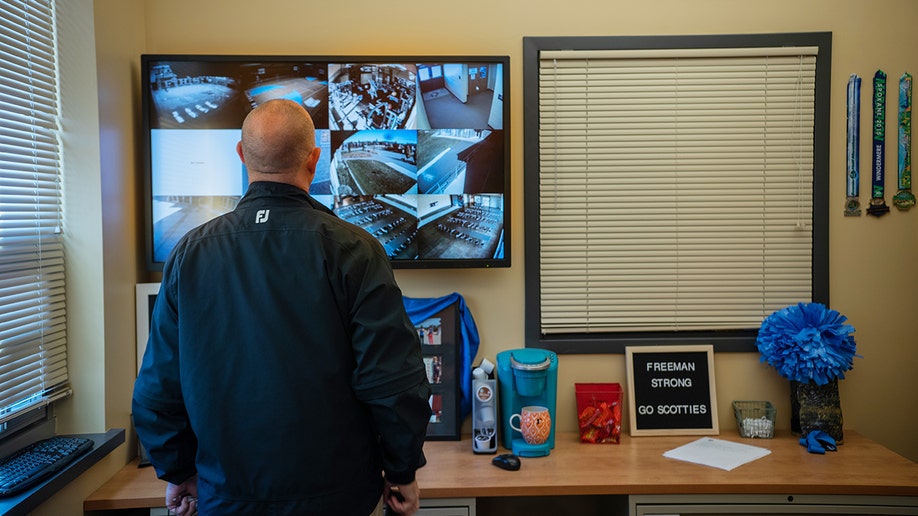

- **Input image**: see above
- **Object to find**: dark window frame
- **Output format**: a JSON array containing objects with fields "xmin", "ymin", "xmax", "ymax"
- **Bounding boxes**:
[{"xmin": 522, "ymin": 32, "xmax": 832, "ymax": 354}]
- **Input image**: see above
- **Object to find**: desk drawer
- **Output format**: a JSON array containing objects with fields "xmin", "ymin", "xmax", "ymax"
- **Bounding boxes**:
[{"xmin": 419, "ymin": 497, "xmax": 476, "ymax": 516}]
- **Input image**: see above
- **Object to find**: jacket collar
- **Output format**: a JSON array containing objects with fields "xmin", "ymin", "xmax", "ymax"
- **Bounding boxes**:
[{"xmin": 238, "ymin": 181, "xmax": 337, "ymax": 217}]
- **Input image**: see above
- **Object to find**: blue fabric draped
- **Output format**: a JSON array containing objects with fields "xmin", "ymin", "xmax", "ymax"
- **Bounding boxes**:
[{"xmin": 403, "ymin": 293, "xmax": 480, "ymax": 419}]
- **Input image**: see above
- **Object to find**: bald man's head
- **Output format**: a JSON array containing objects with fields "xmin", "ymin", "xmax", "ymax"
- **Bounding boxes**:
[{"xmin": 238, "ymin": 99, "xmax": 317, "ymax": 176}]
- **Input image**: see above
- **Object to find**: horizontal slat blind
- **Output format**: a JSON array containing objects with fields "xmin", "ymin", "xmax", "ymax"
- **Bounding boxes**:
[
  {"xmin": 539, "ymin": 48, "xmax": 817, "ymax": 334},
  {"xmin": 0, "ymin": 0, "xmax": 70, "ymax": 422}
]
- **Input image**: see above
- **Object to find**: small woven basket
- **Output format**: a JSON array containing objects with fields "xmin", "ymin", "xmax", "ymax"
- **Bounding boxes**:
[{"xmin": 733, "ymin": 400, "xmax": 776, "ymax": 438}]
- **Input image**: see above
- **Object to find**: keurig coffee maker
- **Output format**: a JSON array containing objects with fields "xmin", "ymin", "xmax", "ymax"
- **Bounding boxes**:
[{"xmin": 496, "ymin": 348, "xmax": 558, "ymax": 457}]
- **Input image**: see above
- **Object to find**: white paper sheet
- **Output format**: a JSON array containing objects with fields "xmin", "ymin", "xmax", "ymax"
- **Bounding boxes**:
[{"xmin": 663, "ymin": 437, "xmax": 771, "ymax": 471}]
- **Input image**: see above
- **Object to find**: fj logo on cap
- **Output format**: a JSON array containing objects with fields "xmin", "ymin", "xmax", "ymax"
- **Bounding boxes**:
[{"xmin": 255, "ymin": 209, "xmax": 270, "ymax": 223}]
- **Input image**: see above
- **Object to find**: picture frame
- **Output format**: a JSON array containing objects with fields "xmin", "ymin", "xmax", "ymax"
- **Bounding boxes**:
[
  {"xmin": 415, "ymin": 302, "xmax": 462, "ymax": 440},
  {"xmin": 135, "ymin": 282, "xmax": 161, "ymax": 374},
  {"xmin": 626, "ymin": 345, "xmax": 719, "ymax": 436},
  {"xmin": 134, "ymin": 282, "xmax": 161, "ymax": 466}
]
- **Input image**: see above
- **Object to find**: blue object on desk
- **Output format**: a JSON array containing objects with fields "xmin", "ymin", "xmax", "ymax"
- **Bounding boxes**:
[
  {"xmin": 496, "ymin": 348, "xmax": 558, "ymax": 457},
  {"xmin": 800, "ymin": 430, "xmax": 837, "ymax": 454}
]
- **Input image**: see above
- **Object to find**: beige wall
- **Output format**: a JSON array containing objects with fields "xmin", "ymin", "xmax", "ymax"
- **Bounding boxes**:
[
  {"xmin": 49, "ymin": 2, "xmax": 916, "ymax": 512},
  {"xmin": 32, "ymin": 2, "xmax": 149, "ymax": 514}
]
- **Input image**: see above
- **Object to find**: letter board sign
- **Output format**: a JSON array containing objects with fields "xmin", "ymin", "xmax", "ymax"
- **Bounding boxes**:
[{"xmin": 626, "ymin": 345, "xmax": 719, "ymax": 436}]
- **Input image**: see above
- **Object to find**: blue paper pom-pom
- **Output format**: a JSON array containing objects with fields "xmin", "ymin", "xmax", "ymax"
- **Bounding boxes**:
[{"xmin": 756, "ymin": 302, "xmax": 858, "ymax": 385}]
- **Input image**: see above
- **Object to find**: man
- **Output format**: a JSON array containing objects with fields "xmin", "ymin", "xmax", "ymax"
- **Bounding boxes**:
[{"xmin": 133, "ymin": 99, "xmax": 432, "ymax": 516}]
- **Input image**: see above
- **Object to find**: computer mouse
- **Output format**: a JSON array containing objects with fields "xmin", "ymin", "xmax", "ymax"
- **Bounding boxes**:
[{"xmin": 492, "ymin": 453, "xmax": 521, "ymax": 471}]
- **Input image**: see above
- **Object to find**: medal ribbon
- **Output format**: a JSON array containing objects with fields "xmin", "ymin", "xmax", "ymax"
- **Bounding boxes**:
[
  {"xmin": 894, "ymin": 72, "xmax": 915, "ymax": 210},
  {"xmin": 867, "ymin": 70, "xmax": 890, "ymax": 217},
  {"xmin": 845, "ymin": 74, "xmax": 861, "ymax": 216}
]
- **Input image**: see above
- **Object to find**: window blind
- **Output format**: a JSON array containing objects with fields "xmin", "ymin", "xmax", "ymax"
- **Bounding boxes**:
[
  {"xmin": 537, "ymin": 46, "xmax": 817, "ymax": 335},
  {"xmin": 0, "ymin": 0, "xmax": 70, "ymax": 424}
]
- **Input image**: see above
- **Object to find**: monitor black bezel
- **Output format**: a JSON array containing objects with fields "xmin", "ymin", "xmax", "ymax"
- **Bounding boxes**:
[{"xmin": 140, "ymin": 53, "xmax": 511, "ymax": 271}]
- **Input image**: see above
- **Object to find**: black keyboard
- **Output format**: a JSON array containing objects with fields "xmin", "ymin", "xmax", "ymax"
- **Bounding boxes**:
[{"xmin": 0, "ymin": 435, "xmax": 93, "ymax": 497}]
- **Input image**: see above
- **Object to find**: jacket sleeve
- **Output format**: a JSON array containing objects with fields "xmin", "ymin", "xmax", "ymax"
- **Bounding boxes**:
[
  {"xmin": 131, "ymin": 396, "xmax": 198, "ymax": 484},
  {"xmin": 132, "ymin": 260, "xmax": 199, "ymax": 484},
  {"xmin": 343, "ymin": 242, "xmax": 432, "ymax": 485},
  {"xmin": 363, "ymin": 379, "xmax": 431, "ymax": 484}
]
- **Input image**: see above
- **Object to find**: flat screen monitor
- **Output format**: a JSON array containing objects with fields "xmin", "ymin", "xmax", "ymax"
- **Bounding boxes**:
[{"xmin": 141, "ymin": 54, "xmax": 510, "ymax": 270}]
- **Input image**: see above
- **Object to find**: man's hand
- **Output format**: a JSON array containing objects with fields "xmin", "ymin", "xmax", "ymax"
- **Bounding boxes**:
[
  {"xmin": 385, "ymin": 480, "xmax": 420, "ymax": 515},
  {"xmin": 165, "ymin": 475, "xmax": 198, "ymax": 516}
]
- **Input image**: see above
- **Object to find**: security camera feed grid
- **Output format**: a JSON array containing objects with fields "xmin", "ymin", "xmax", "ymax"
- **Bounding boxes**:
[{"xmin": 147, "ymin": 58, "xmax": 507, "ymax": 267}]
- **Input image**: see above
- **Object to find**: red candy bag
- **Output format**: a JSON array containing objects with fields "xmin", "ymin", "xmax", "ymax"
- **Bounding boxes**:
[{"xmin": 575, "ymin": 383, "xmax": 623, "ymax": 444}]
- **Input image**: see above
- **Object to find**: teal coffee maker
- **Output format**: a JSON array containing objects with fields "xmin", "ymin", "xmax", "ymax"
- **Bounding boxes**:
[{"xmin": 496, "ymin": 348, "xmax": 558, "ymax": 457}]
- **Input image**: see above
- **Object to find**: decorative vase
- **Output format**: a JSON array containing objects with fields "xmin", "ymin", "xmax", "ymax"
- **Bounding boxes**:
[{"xmin": 790, "ymin": 379, "xmax": 844, "ymax": 444}]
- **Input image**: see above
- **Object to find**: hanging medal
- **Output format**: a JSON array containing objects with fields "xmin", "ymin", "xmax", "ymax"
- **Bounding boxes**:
[
  {"xmin": 867, "ymin": 70, "xmax": 890, "ymax": 217},
  {"xmin": 893, "ymin": 72, "xmax": 915, "ymax": 210},
  {"xmin": 845, "ymin": 74, "xmax": 862, "ymax": 216}
]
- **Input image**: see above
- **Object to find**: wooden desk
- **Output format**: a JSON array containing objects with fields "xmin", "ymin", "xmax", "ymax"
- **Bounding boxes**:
[
  {"xmin": 84, "ymin": 460, "xmax": 162, "ymax": 511},
  {"xmin": 419, "ymin": 430, "xmax": 918, "ymax": 499},
  {"xmin": 85, "ymin": 430, "xmax": 918, "ymax": 511}
]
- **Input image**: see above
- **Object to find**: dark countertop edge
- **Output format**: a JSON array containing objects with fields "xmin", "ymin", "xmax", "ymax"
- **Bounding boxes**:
[{"xmin": 0, "ymin": 428, "xmax": 126, "ymax": 516}]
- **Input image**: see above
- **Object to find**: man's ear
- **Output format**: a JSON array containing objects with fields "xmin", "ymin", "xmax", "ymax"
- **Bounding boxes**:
[
  {"xmin": 236, "ymin": 141, "xmax": 246, "ymax": 164},
  {"xmin": 305, "ymin": 146, "xmax": 321, "ymax": 174}
]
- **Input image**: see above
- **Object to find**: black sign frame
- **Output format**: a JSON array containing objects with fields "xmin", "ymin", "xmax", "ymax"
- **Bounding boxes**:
[
  {"xmin": 415, "ymin": 302, "xmax": 462, "ymax": 441},
  {"xmin": 626, "ymin": 345, "xmax": 719, "ymax": 436}
]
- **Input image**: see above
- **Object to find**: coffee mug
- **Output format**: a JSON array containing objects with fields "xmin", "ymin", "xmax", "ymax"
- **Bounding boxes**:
[{"xmin": 509, "ymin": 405, "xmax": 552, "ymax": 445}]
